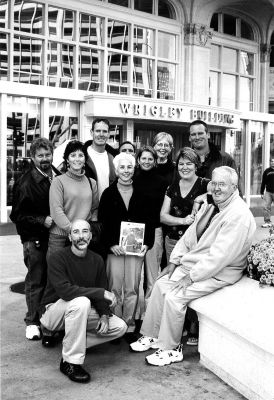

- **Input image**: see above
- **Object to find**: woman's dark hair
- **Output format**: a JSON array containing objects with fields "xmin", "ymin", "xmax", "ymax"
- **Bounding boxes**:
[
  {"xmin": 119, "ymin": 141, "xmax": 136, "ymax": 153},
  {"xmin": 175, "ymin": 147, "xmax": 201, "ymax": 170},
  {"xmin": 63, "ymin": 140, "xmax": 85, "ymax": 171},
  {"xmin": 136, "ymin": 145, "xmax": 158, "ymax": 164}
]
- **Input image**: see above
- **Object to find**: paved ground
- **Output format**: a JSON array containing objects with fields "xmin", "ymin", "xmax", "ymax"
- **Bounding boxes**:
[{"xmin": 0, "ymin": 217, "xmax": 270, "ymax": 400}]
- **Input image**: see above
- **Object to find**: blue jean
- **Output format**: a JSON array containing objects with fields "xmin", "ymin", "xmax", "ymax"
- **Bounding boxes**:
[
  {"xmin": 23, "ymin": 240, "xmax": 48, "ymax": 325},
  {"xmin": 47, "ymin": 233, "xmax": 68, "ymax": 260},
  {"xmin": 263, "ymin": 191, "xmax": 274, "ymax": 223}
]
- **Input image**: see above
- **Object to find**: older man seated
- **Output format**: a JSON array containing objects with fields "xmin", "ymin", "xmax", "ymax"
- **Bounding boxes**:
[
  {"xmin": 130, "ymin": 166, "xmax": 256, "ymax": 366},
  {"xmin": 39, "ymin": 219, "xmax": 127, "ymax": 383}
]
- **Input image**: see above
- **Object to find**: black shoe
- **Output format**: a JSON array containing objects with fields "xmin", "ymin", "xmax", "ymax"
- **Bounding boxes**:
[
  {"xmin": 42, "ymin": 335, "xmax": 56, "ymax": 348},
  {"xmin": 60, "ymin": 359, "xmax": 91, "ymax": 383}
]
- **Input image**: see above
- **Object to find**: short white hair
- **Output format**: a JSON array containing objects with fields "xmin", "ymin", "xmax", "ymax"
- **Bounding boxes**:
[
  {"xmin": 212, "ymin": 166, "xmax": 238, "ymax": 186},
  {"xmin": 113, "ymin": 153, "xmax": 136, "ymax": 172}
]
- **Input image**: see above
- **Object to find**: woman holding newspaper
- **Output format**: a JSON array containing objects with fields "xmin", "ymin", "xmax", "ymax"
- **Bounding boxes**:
[{"xmin": 98, "ymin": 153, "xmax": 154, "ymax": 342}]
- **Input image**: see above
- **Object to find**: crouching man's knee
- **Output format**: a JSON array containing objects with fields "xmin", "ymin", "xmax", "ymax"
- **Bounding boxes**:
[
  {"xmin": 66, "ymin": 296, "xmax": 91, "ymax": 315},
  {"xmin": 108, "ymin": 315, "xmax": 127, "ymax": 338}
]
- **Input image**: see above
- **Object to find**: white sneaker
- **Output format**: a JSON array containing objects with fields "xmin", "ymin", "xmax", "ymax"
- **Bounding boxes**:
[
  {"xmin": 146, "ymin": 344, "xmax": 183, "ymax": 366},
  {"xmin": 130, "ymin": 335, "xmax": 159, "ymax": 352},
  {"xmin": 261, "ymin": 223, "xmax": 272, "ymax": 228},
  {"xmin": 26, "ymin": 325, "xmax": 41, "ymax": 340}
]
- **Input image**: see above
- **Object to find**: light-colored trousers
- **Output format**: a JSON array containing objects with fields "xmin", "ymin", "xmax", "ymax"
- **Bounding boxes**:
[
  {"xmin": 144, "ymin": 227, "xmax": 163, "ymax": 308},
  {"xmin": 263, "ymin": 191, "xmax": 274, "ymax": 223},
  {"xmin": 106, "ymin": 254, "xmax": 143, "ymax": 331},
  {"xmin": 40, "ymin": 296, "xmax": 127, "ymax": 364},
  {"xmin": 140, "ymin": 267, "xmax": 228, "ymax": 350}
]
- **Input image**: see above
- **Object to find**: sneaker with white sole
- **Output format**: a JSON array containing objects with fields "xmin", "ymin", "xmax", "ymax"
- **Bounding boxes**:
[
  {"xmin": 261, "ymin": 223, "xmax": 272, "ymax": 228},
  {"xmin": 130, "ymin": 335, "xmax": 159, "ymax": 352},
  {"xmin": 146, "ymin": 344, "xmax": 183, "ymax": 366},
  {"xmin": 26, "ymin": 325, "xmax": 41, "ymax": 340}
]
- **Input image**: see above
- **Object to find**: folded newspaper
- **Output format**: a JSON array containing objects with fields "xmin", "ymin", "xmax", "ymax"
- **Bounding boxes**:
[{"xmin": 119, "ymin": 221, "xmax": 145, "ymax": 255}]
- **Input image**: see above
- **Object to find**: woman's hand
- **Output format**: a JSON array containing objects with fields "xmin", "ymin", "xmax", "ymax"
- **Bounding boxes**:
[
  {"xmin": 184, "ymin": 214, "xmax": 195, "ymax": 225},
  {"xmin": 110, "ymin": 245, "xmax": 125, "ymax": 256},
  {"xmin": 136, "ymin": 245, "xmax": 148, "ymax": 257}
]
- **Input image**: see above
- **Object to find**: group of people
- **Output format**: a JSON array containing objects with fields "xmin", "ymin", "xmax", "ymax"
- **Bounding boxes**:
[{"xmin": 10, "ymin": 118, "xmax": 256, "ymax": 383}]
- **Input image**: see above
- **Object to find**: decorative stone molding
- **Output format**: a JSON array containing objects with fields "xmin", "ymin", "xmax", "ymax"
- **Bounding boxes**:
[
  {"xmin": 260, "ymin": 43, "xmax": 271, "ymax": 62},
  {"xmin": 184, "ymin": 23, "xmax": 213, "ymax": 47}
]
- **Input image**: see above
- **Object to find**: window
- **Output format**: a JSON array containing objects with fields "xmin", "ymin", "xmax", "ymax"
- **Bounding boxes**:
[
  {"xmin": 1, "ymin": 0, "xmax": 179, "ymax": 97},
  {"xmin": 210, "ymin": 13, "xmax": 254, "ymax": 41},
  {"xmin": 209, "ymin": 14, "xmax": 256, "ymax": 111}
]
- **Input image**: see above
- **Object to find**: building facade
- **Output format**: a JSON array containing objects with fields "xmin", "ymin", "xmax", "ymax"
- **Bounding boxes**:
[{"xmin": 1, "ymin": 0, "xmax": 274, "ymax": 222}]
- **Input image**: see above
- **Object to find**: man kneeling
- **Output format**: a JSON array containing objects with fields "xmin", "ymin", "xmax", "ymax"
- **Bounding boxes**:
[
  {"xmin": 40, "ymin": 219, "xmax": 127, "ymax": 382},
  {"xmin": 130, "ymin": 167, "xmax": 256, "ymax": 366}
]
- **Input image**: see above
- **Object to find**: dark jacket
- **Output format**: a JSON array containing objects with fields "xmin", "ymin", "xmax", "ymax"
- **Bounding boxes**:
[
  {"xmin": 260, "ymin": 167, "xmax": 274, "ymax": 194},
  {"xmin": 10, "ymin": 166, "xmax": 61, "ymax": 243},
  {"xmin": 83, "ymin": 141, "xmax": 118, "ymax": 184},
  {"xmin": 196, "ymin": 142, "xmax": 237, "ymax": 179},
  {"xmin": 98, "ymin": 181, "xmax": 154, "ymax": 252}
]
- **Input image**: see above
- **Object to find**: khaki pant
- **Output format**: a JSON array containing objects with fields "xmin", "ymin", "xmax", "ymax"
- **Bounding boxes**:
[
  {"xmin": 40, "ymin": 296, "xmax": 127, "ymax": 364},
  {"xmin": 106, "ymin": 254, "xmax": 143, "ymax": 331},
  {"xmin": 141, "ymin": 266, "xmax": 228, "ymax": 350}
]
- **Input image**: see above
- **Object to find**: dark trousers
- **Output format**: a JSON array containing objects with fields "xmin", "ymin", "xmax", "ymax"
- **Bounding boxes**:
[{"xmin": 23, "ymin": 240, "xmax": 48, "ymax": 326}]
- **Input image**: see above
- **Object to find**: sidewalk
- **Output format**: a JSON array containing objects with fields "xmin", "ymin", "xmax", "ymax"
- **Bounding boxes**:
[{"xmin": 0, "ymin": 217, "xmax": 270, "ymax": 400}]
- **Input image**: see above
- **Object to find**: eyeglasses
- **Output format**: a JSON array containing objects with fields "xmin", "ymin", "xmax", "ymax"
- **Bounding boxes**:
[
  {"xmin": 155, "ymin": 143, "xmax": 171, "ymax": 148},
  {"xmin": 211, "ymin": 182, "xmax": 228, "ymax": 188}
]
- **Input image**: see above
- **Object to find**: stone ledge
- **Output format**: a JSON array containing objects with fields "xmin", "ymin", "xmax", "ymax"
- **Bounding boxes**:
[{"xmin": 189, "ymin": 276, "xmax": 274, "ymax": 400}]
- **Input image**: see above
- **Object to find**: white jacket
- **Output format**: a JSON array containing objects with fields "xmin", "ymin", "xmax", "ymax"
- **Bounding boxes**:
[{"xmin": 169, "ymin": 191, "xmax": 256, "ymax": 284}]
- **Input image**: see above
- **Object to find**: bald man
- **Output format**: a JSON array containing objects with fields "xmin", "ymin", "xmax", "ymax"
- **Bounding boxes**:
[{"xmin": 40, "ymin": 220, "xmax": 126, "ymax": 383}]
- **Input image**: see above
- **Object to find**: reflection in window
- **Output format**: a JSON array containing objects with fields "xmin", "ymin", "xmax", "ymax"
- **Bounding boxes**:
[
  {"xmin": 0, "ymin": 33, "xmax": 8, "ymax": 79},
  {"xmin": 47, "ymin": 42, "xmax": 74, "ymax": 88},
  {"xmin": 226, "ymin": 125, "xmax": 245, "ymax": 195},
  {"xmin": 209, "ymin": 71, "xmax": 218, "ymax": 106},
  {"xmin": 239, "ymin": 77, "xmax": 253, "ymax": 111},
  {"xmin": 108, "ymin": 53, "xmax": 128, "ymax": 94},
  {"xmin": 79, "ymin": 14, "xmax": 103, "ymax": 46},
  {"xmin": 222, "ymin": 74, "xmax": 236, "ymax": 108},
  {"xmin": 157, "ymin": 61, "xmax": 175, "ymax": 100},
  {"xmin": 133, "ymin": 56, "xmax": 153, "ymax": 97},
  {"xmin": 250, "ymin": 122, "xmax": 263, "ymax": 195},
  {"xmin": 270, "ymin": 131, "xmax": 274, "ymax": 160},
  {"xmin": 223, "ymin": 14, "xmax": 236, "ymax": 36},
  {"xmin": 158, "ymin": 0, "xmax": 176, "ymax": 19},
  {"xmin": 14, "ymin": 0, "xmax": 43, "ymax": 35},
  {"xmin": 107, "ymin": 20, "xmax": 129, "ymax": 51},
  {"xmin": 240, "ymin": 51, "xmax": 254, "ymax": 75},
  {"xmin": 13, "ymin": 35, "xmax": 43, "ymax": 84},
  {"xmin": 210, "ymin": 13, "xmax": 218, "ymax": 31},
  {"xmin": 241, "ymin": 20, "xmax": 254, "ymax": 40},
  {"xmin": 6, "ymin": 97, "xmax": 40, "ymax": 205},
  {"xmin": 109, "ymin": 0, "xmax": 128, "ymax": 6},
  {"xmin": 133, "ymin": 27, "xmax": 153, "ymax": 56},
  {"xmin": 158, "ymin": 32, "xmax": 176, "ymax": 60},
  {"xmin": 0, "ymin": 0, "xmax": 8, "ymax": 29},
  {"xmin": 79, "ymin": 48, "xmax": 102, "ymax": 91},
  {"xmin": 210, "ymin": 45, "xmax": 219, "ymax": 69},
  {"xmin": 222, "ymin": 47, "xmax": 237, "ymax": 72},
  {"xmin": 48, "ymin": 7, "xmax": 74, "ymax": 40},
  {"xmin": 134, "ymin": 0, "xmax": 152, "ymax": 14}
]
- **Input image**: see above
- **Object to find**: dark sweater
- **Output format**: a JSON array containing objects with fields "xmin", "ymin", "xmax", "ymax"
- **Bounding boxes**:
[
  {"xmin": 260, "ymin": 167, "xmax": 274, "ymax": 194},
  {"xmin": 133, "ymin": 168, "xmax": 168, "ymax": 228},
  {"xmin": 156, "ymin": 159, "xmax": 176, "ymax": 186},
  {"xmin": 98, "ymin": 181, "xmax": 154, "ymax": 251},
  {"xmin": 40, "ymin": 247, "xmax": 111, "ymax": 316}
]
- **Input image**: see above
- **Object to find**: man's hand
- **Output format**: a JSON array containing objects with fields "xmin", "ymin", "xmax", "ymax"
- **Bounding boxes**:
[
  {"xmin": 96, "ymin": 315, "xmax": 109, "ymax": 334},
  {"xmin": 104, "ymin": 290, "xmax": 117, "ymax": 308},
  {"xmin": 157, "ymin": 263, "xmax": 177, "ymax": 280},
  {"xmin": 171, "ymin": 273, "xmax": 193, "ymax": 295},
  {"xmin": 110, "ymin": 245, "xmax": 125, "ymax": 256},
  {"xmin": 44, "ymin": 216, "xmax": 53, "ymax": 228},
  {"xmin": 184, "ymin": 214, "xmax": 195, "ymax": 225}
]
